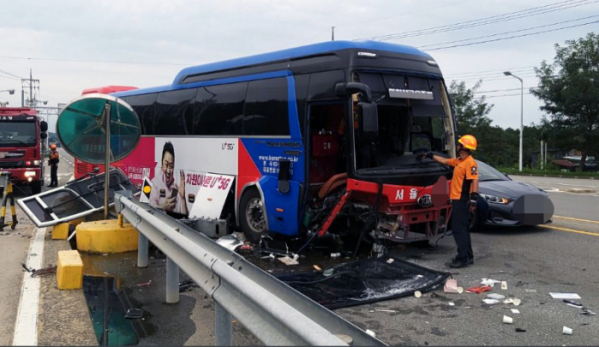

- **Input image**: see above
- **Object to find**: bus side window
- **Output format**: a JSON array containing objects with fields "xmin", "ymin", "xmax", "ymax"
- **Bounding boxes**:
[
  {"xmin": 193, "ymin": 83, "xmax": 247, "ymax": 136},
  {"xmin": 122, "ymin": 94, "xmax": 158, "ymax": 135},
  {"xmin": 244, "ymin": 78, "xmax": 289, "ymax": 136},
  {"xmin": 154, "ymin": 88, "xmax": 198, "ymax": 135}
]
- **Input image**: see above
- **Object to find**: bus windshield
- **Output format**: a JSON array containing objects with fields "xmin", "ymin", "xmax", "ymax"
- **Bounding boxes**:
[
  {"xmin": 0, "ymin": 121, "xmax": 37, "ymax": 147},
  {"xmin": 354, "ymin": 72, "xmax": 452, "ymax": 172}
]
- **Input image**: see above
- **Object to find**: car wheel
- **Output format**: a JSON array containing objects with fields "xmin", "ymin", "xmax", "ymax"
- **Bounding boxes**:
[
  {"xmin": 239, "ymin": 189, "xmax": 267, "ymax": 244},
  {"xmin": 468, "ymin": 209, "xmax": 480, "ymax": 232}
]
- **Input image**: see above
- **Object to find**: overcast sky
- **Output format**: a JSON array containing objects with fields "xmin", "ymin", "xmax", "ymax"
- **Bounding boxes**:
[{"xmin": 1, "ymin": 0, "xmax": 598, "ymax": 133}]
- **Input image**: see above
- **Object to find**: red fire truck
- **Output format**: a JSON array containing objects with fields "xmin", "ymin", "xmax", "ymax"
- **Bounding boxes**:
[{"xmin": 0, "ymin": 107, "xmax": 48, "ymax": 193}]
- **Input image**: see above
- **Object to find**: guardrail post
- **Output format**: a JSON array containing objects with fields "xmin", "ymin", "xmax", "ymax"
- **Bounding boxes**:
[
  {"xmin": 166, "ymin": 256, "xmax": 179, "ymax": 304},
  {"xmin": 138, "ymin": 233, "xmax": 149, "ymax": 268},
  {"xmin": 215, "ymin": 302, "xmax": 233, "ymax": 346}
]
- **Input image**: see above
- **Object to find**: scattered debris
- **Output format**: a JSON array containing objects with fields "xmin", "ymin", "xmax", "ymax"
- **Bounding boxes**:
[
  {"xmin": 125, "ymin": 308, "xmax": 144, "ymax": 319},
  {"xmin": 503, "ymin": 298, "xmax": 521, "ymax": 306},
  {"xmin": 444, "ymin": 279, "xmax": 463, "ymax": 294},
  {"xmin": 562, "ymin": 326, "xmax": 573, "ymax": 335},
  {"xmin": 564, "ymin": 299, "xmax": 583, "ymax": 308},
  {"xmin": 259, "ymin": 236, "xmax": 290, "ymax": 256},
  {"xmin": 466, "ymin": 286, "xmax": 492, "ymax": 294},
  {"xmin": 581, "ymin": 308, "xmax": 597, "ymax": 316},
  {"xmin": 31, "ymin": 265, "xmax": 57, "ymax": 277},
  {"xmin": 483, "ymin": 299, "xmax": 501, "ymax": 305},
  {"xmin": 365, "ymin": 329, "xmax": 376, "ymax": 338},
  {"xmin": 525, "ymin": 289, "xmax": 537, "ymax": 293},
  {"xmin": 278, "ymin": 256, "xmax": 299, "ymax": 266},
  {"xmin": 240, "ymin": 243, "xmax": 254, "ymax": 251},
  {"xmin": 375, "ymin": 309, "xmax": 397, "ymax": 313},
  {"xmin": 511, "ymin": 309, "xmax": 521, "ymax": 314},
  {"xmin": 179, "ymin": 279, "xmax": 198, "ymax": 292},
  {"xmin": 430, "ymin": 293, "xmax": 439, "ymax": 298},
  {"xmin": 216, "ymin": 234, "xmax": 243, "ymax": 252},
  {"xmin": 137, "ymin": 280, "xmax": 152, "ymax": 287},
  {"xmin": 448, "ymin": 302, "xmax": 455, "ymax": 306},
  {"xmin": 481, "ymin": 278, "xmax": 502, "ymax": 287},
  {"xmin": 323, "ymin": 269, "xmax": 334, "ymax": 277},
  {"xmin": 313, "ymin": 265, "xmax": 322, "ymax": 272},
  {"xmin": 386, "ymin": 258, "xmax": 394, "ymax": 264},
  {"xmin": 503, "ymin": 315, "xmax": 513, "ymax": 324},
  {"xmin": 501, "ymin": 281, "xmax": 508, "ymax": 290},
  {"xmin": 20, "ymin": 263, "xmax": 32, "ymax": 273},
  {"xmin": 515, "ymin": 328, "xmax": 526, "ymax": 332},
  {"xmin": 414, "ymin": 291, "xmax": 422, "ymax": 298},
  {"xmin": 487, "ymin": 293, "xmax": 505, "ymax": 300},
  {"xmin": 550, "ymin": 292, "xmax": 581, "ymax": 300},
  {"xmin": 330, "ymin": 253, "xmax": 341, "ymax": 258}
]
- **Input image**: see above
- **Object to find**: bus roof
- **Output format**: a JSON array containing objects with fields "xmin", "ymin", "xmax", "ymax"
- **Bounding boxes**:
[
  {"xmin": 0, "ymin": 107, "xmax": 38, "ymax": 117},
  {"xmin": 82, "ymin": 85, "xmax": 138, "ymax": 95},
  {"xmin": 113, "ymin": 40, "xmax": 433, "ymax": 98}
]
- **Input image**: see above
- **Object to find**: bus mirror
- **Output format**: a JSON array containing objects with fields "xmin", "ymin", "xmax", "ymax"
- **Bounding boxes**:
[
  {"xmin": 278, "ymin": 159, "xmax": 291, "ymax": 194},
  {"xmin": 40, "ymin": 132, "xmax": 48, "ymax": 140},
  {"xmin": 335, "ymin": 82, "xmax": 372, "ymax": 103},
  {"xmin": 359, "ymin": 102, "xmax": 378, "ymax": 137},
  {"xmin": 40, "ymin": 121, "xmax": 48, "ymax": 133}
]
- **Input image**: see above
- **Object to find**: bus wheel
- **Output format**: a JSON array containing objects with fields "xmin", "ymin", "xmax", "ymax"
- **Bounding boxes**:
[
  {"xmin": 240, "ymin": 189, "xmax": 267, "ymax": 244},
  {"xmin": 31, "ymin": 181, "xmax": 42, "ymax": 194}
]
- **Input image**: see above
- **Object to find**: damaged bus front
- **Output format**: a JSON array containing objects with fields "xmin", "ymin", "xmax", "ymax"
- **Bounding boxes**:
[{"xmin": 306, "ymin": 53, "xmax": 457, "ymax": 250}]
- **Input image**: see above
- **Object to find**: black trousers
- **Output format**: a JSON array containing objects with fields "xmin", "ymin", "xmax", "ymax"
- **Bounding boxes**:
[
  {"xmin": 50, "ymin": 165, "xmax": 58, "ymax": 186},
  {"xmin": 451, "ymin": 199, "xmax": 473, "ymax": 262}
]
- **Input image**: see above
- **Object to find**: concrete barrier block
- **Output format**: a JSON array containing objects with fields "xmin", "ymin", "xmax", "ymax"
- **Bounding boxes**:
[
  {"xmin": 57, "ymin": 250, "xmax": 83, "ymax": 290},
  {"xmin": 76, "ymin": 219, "xmax": 138, "ymax": 254}
]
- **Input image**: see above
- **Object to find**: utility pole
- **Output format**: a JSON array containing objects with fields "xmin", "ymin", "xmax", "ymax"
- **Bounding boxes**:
[
  {"xmin": 21, "ymin": 69, "xmax": 41, "ymax": 108},
  {"xmin": 331, "ymin": 26, "xmax": 335, "ymax": 41}
]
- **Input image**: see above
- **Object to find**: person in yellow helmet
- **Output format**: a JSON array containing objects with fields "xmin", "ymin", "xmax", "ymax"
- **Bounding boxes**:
[
  {"xmin": 421, "ymin": 135, "xmax": 479, "ymax": 268},
  {"xmin": 48, "ymin": 144, "xmax": 59, "ymax": 187}
]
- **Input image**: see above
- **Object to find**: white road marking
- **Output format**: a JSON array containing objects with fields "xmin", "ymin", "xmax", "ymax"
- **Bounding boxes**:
[
  {"xmin": 555, "ymin": 183, "xmax": 595, "ymax": 188},
  {"xmin": 12, "ymin": 227, "xmax": 46, "ymax": 346}
]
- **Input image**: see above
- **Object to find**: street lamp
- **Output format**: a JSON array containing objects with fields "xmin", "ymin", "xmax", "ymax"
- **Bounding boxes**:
[
  {"xmin": 504, "ymin": 71, "xmax": 524, "ymax": 172},
  {"xmin": 0, "ymin": 89, "xmax": 15, "ymax": 95}
]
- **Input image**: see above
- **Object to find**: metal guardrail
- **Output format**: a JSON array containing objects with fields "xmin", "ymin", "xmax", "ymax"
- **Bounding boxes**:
[{"xmin": 115, "ymin": 191, "xmax": 386, "ymax": 346}]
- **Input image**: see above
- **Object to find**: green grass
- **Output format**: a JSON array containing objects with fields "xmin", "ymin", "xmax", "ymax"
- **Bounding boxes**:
[{"xmin": 497, "ymin": 167, "xmax": 599, "ymax": 178}]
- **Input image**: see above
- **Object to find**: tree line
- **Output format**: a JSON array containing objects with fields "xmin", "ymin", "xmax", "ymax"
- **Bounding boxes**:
[{"xmin": 449, "ymin": 32, "xmax": 599, "ymax": 171}]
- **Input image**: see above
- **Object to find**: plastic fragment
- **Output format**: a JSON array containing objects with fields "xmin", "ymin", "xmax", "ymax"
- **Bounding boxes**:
[
  {"xmin": 483, "ymin": 299, "xmax": 500, "ymax": 305},
  {"xmin": 466, "ymin": 285, "xmax": 492, "ymax": 294},
  {"xmin": 487, "ymin": 293, "xmax": 505, "ymax": 300}
]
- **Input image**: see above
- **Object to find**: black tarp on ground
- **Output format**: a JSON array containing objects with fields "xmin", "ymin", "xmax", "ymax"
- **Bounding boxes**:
[{"xmin": 278, "ymin": 256, "xmax": 450, "ymax": 309}]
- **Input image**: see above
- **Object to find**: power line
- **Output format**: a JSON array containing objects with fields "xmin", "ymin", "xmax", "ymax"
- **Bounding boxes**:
[
  {"xmin": 418, "ymin": 14, "xmax": 599, "ymax": 49},
  {"xmin": 426, "ymin": 19, "xmax": 599, "ymax": 51},
  {"xmin": 0, "ymin": 69, "xmax": 25, "ymax": 80},
  {"xmin": 335, "ymin": 0, "xmax": 473, "ymax": 28},
  {"xmin": 475, "ymin": 86, "xmax": 538, "ymax": 93},
  {"xmin": 0, "ymin": 55, "xmax": 191, "ymax": 66},
  {"xmin": 356, "ymin": 0, "xmax": 596, "ymax": 41},
  {"xmin": 446, "ymin": 66, "xmax": 535, "ymax": 79},
  {"xmin": 484, "ymin": 92, "xmax": 533, "ymax": 98}
]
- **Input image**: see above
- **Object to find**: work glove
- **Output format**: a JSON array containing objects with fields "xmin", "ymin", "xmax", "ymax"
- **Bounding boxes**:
[{"xmin": 424, "ymin": 151, "xmax": 434, "ymax": 159}]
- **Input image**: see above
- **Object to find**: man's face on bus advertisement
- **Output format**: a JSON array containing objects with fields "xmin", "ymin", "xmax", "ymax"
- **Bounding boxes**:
[{"xmin": 162, "ymin": 151, "xmax": 175, "ymax": 186}]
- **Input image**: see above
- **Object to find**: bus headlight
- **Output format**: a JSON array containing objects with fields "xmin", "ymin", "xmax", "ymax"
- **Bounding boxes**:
[{"xmin": 24, "ymin": 171, "xmax": 36, "ymax": 178}]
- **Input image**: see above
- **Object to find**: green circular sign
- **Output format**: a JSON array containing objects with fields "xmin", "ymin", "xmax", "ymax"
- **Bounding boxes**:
[{"xmin": 57, "ymin": 94, "xmax": 140, "ymax": 164}]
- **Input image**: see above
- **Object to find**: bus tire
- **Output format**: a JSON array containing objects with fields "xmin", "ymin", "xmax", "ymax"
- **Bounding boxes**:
[
  {"xmin": 239, "ymin": 189, "xmax": 267, "ymax": 244},
  {"xmin": 31, "ymin": 181, "xmax": 42, "ymax": 194}
]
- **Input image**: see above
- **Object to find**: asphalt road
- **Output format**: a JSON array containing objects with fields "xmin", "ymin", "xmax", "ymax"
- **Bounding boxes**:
[
  {"xmin": 0, "ymin": 148, "xmax": 75, "ymax": 345},
  {"xmin": 4, "ymin": 161, "xmax": 599, "ymax": 346},
  {"xmin": 334, "ymin": 175, "xmax": 599, "ymax": 346}
]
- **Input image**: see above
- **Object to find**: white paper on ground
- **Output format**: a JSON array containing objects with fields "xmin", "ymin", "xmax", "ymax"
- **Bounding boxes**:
[
  {"xmin": 487, "ymin": 293, "xmax": 506, "ymax": 300},
  {"xmin": 278, "ymin": 256, "xmax": 299, "ymax": 266},
  {"xmin": 549, "ymin": 292, "xmax": 581, "ymax": 300},
  {"xmin": 483, "ymin": 299, "xmax": 501, "ymax": 305},
  {"xmin": 511, "ymin": 309, "xmax": 520, "ymax": 314}
]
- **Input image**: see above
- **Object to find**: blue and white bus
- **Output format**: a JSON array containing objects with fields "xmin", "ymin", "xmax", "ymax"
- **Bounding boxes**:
[{"xmin": 79, "ymin": 41, "xmax": 458, "ymax": 246}]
